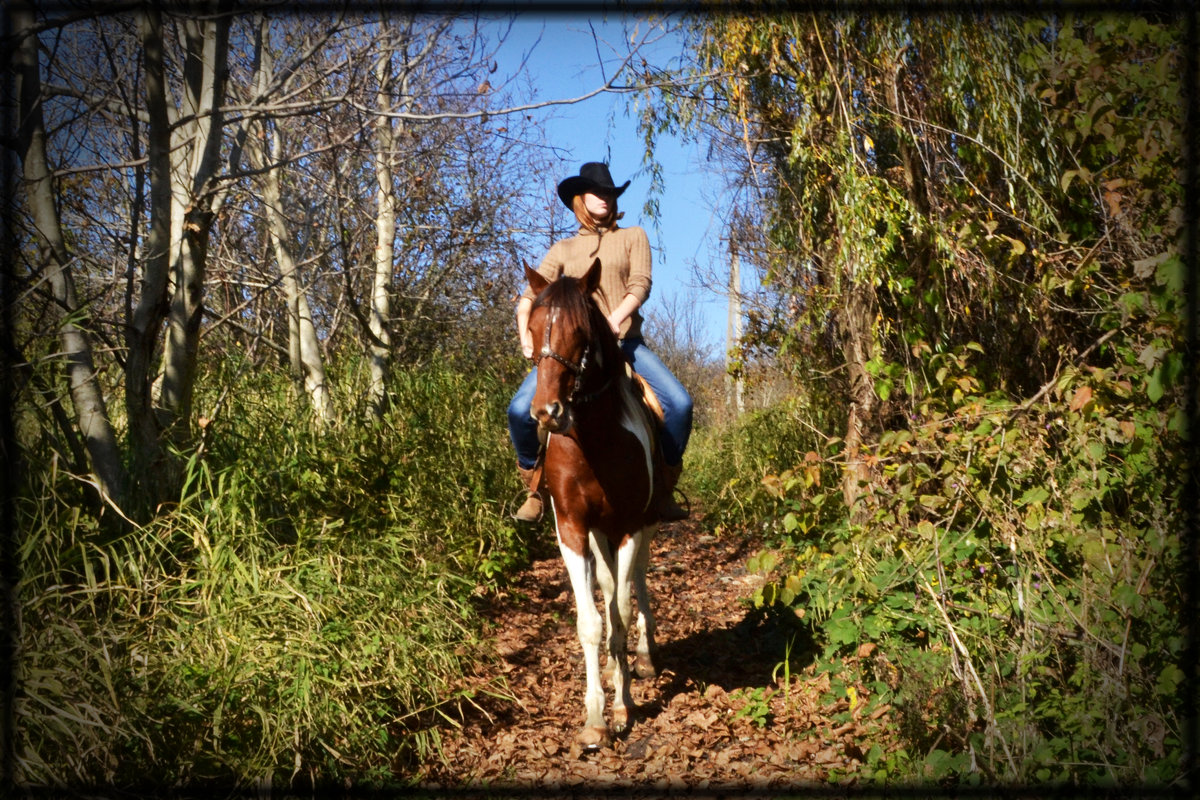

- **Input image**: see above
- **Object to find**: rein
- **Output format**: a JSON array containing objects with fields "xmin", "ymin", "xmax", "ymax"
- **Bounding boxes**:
[{"xmin": 537, "ymin": 308, "xmax": 588, "ymax": 379}]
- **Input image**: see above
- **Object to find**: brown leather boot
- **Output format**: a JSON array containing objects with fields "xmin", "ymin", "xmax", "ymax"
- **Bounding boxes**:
[
  {"xmin": 514, "ymin": 465, "xmax": 543, "ymax": 522},
  {"xmin": 658, "ymin": 462, "xmax": 688, "ymax": 521}
]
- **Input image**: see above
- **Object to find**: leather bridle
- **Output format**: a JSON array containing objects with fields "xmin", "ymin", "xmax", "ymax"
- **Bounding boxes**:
[{"xmin": 533, "ymin": 307, "xmax": 612, "ymax": 404}]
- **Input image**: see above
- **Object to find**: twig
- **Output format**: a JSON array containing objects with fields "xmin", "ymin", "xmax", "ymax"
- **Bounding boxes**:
[
  {"xmin": 881, "ymin": 106, "xmax": 1060, "ymax": 232},
  {"xmin": 811, "ymin": 16, "xmax": 867, "ymax": 172},
  {"xmin": 828, "ymin": 720, "xmax": 856, "ymax": 738},
  {"xmin": 917, "ymin": 572, "xmax": 1019, "ymax": 777},
  {"xmin": 1118, "ymin": 554, "xmax": 1157, "ymax": 675},
  {"xmin": 943, "ymin": 599, "xmax": 1082, "ymax": 640},
  {"xmin": 1010, "ymin": 328, "xmax": 1120, "ymax": 417}
]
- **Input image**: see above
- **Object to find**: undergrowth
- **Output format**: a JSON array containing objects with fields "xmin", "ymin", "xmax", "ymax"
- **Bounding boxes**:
[
  {"xmin": 685, "ymin": 391, "xmax": 840, "ymax": 533},
  {"xmin": 14, "ymin": 357, "xmax": 527, "ymax": 791},
  {"xmin": 693, "ymin": 337, "xmax": 1187, "ymax": 787}
]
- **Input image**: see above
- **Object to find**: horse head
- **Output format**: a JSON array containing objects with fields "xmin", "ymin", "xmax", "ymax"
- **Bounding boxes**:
[{"xmin": 525, "ymin": 258, "xmax": 606, "ymax": 434}]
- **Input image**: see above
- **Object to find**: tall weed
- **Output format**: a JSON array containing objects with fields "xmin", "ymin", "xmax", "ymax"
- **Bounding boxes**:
[
  {"xmin": 14, "ymin": 357, "xmax": 527, "ymax": 790},
  {"xmin": 687, "ymin": 393, "xmax": 840, "ymax": 530}
]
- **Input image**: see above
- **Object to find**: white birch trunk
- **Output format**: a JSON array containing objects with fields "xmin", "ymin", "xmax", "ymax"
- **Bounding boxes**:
[
  {"xmin": 726, "ymin": 240, "xmax": 745, "ymax": 416},
  {"xmin": 367, "ymin": 48, "xmax": 398, "ymax": 423},
  {"xmin": 12, "ymin": 0, "xmax": 127, "ymax": 507},
  {"xmin": 157, "ymin": 5, "xmax": 231, "ymax": 438},
  {"xmin": 259, "ymin": 126, "xmax": 332, "ymax": 422}
]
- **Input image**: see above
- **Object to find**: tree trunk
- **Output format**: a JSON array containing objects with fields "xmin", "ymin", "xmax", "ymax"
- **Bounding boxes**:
[
  {"xmin": 726, "ymin": 239, "xmax": 744, "ymax": 416},
  {"xmin": 12, "ymin": 1, "xmax": 127, "ymax": 510},
  {"xmin": 367, "ymin": 47, "xmax": 398, "ymax": 423},
  {"xmin": 125, "ymin": 2, "xmax": 174, "ymax": 497},
  {"xmin": 259, "ymin": 124, "xmax": 332, "ymax": 422},
  {"xmin": 158, "ymin": 5, "xmax": 231, "ymax": 446},
  {"xmin": 839, "ymin": 264, "xmax": 878, "ymax": 518}
]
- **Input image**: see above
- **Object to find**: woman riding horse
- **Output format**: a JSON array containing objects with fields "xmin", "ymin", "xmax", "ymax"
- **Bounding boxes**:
[
  {"xmin": 507, "ymin": 162, "xmax": 693, "ymax": 521},
  {"xmin": 522, "ymin": 259, "xmax": 664, "ymax": 748}
]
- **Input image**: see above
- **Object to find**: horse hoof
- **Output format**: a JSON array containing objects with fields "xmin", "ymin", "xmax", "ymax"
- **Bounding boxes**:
[
  {"xmin": 634, "ymin": 656, "xmax": 657, "ymax": 679},
  {"xmin": 578, "ymin": 726, "xmax": 610, "ymax": 750}
]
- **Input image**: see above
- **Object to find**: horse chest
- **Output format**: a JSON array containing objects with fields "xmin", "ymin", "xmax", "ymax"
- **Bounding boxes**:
[{"xmin": 544, "ymin": 432, "xmax": 651, "ymax": 546}]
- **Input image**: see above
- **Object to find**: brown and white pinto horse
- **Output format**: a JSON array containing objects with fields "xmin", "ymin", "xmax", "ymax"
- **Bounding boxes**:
[{"xmin": 524, "ymin": 259, "xmax": 661, "ymax": 750}]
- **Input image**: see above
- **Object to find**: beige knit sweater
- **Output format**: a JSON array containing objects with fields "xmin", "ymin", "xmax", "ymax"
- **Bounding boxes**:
[{"xmin": 522, "ymin": 225, "xmax": 653, "ymax": 340}]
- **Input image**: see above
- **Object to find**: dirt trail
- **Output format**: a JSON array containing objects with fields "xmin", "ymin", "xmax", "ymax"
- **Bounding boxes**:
[{"xmin": 416, "ymin": 514, "xmax": 891, "ymax": 793}]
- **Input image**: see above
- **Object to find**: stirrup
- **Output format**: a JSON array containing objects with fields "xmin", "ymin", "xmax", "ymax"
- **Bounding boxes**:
[{"xmin": 659, "ymin": 488, "xmax": 690, "ymax": 521}]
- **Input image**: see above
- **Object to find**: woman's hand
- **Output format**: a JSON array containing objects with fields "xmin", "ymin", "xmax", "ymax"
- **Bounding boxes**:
[
  {"xmin": 605, "ymin": 313, "xmax": 623, "ymax": 336},
  {"xmin": 516, "ymin": 297, "xmax": 534, "ymax": 359},
  {"xmin": 607, "ymin": 293, "xmax": 642, "ymax": 338}
]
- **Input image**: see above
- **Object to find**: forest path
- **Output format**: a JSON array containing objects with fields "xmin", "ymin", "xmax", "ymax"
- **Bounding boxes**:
[{"xmin": 416, "ymin": 514, "xmax": 892, "ymax": 792}]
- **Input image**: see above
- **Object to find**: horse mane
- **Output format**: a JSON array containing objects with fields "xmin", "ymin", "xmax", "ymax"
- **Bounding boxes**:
[{"xmin": 531, "ymin": 275, "xmax": 603, "ymax": 347}]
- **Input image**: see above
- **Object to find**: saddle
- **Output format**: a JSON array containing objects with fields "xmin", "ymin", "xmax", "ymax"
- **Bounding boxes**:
[
  {"xmin": 626, "ymin": 366, "xmax": 679, "ymax": 516},
  {"xmin": 627, "ymin": 365, "xmax": 665, "ymax": 429}
]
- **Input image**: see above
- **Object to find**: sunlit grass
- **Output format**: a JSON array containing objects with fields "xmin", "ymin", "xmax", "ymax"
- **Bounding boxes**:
[{"xmin": 15, "ymin": 358, "xmax": 527, "ymax": 791}]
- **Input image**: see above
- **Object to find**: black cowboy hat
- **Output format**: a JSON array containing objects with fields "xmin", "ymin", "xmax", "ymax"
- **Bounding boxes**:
[{"xmin": 556, "ymin": 162, "xmax": 631, "ymax": 209}]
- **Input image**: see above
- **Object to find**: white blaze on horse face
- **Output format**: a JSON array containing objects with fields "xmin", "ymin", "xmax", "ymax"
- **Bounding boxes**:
[
  {"xmin": 531, "ymin": 308, "xmax": 583, "ymax": 432},
  {"xmin": 532, "ymin": 310, "xmax": 556, "ymax": 420}
]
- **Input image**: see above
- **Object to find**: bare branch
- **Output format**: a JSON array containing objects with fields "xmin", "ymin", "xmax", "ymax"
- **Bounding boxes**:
[
  {"xmin": 345, "ymin": 71, "xmax": 715, "ymax": 123},
  {"xmin": 1, "ymin": 1, "xmax": 140, "ymax": 44}
]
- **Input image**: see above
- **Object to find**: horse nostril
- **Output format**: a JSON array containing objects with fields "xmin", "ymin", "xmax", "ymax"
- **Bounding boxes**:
[{"xmin": 533, "ymin": 401, "xmax": 568, "ymax": 432}]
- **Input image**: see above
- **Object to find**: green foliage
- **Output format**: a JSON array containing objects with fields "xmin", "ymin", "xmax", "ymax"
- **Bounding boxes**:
[
  {"xmin": 675, "ymin": 12, "xmax": 1187, "ymax": 786},
  {"xmin": 14, "ymin": 358, "xmax": 528, "ymax": 790},
  {"xmin": 730, "ymin": 687, "xmax": 775, "ymax": 728},
  {"xmin": 722, "ymin": 340, "xmax": 1184, "ymax": 785},
  {"xmin": 686, "ymin": 393, "xmax": 842, "ymax": 531}
]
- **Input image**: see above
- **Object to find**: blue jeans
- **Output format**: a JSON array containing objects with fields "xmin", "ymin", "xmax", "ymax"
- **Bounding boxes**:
[{"xmin": 507, "ymin": 338, "xmax": 693, "ymax": 470}]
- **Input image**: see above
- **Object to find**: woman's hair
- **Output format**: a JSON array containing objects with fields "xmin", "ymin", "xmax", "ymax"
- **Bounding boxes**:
[{"xmin": 571, "ymin": 193, "xmax": 623, "ymax": 233}]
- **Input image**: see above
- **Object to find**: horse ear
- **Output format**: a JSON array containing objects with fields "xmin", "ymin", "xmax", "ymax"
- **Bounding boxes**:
[
  {"xmin": 525, "ymin": 263, "xmax": 549, "ymax": 296},
  {"xmin": 582, "ymin": 258, "xmax": 602, "ymax": 295}
]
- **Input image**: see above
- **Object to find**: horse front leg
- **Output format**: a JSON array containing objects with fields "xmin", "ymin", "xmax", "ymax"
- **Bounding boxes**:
[
  {"xmin": 632, "ymin": 524, "xmax": 659, "ymax": 679},
  {"xmin": 557, "ymin": 523, "xmax": 608, "ymax": 749},
  {"xmin": 595, "ymin": 531, "xmax": 638, "ymax": 736}
]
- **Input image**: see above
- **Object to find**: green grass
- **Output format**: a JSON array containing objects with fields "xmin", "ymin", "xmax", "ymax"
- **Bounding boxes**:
[
  {"xmin": 14, "ymin": 358, "xmax": 529, "ymax": 791},
  {"xmin": 685, "ymin": 394, "xmax": 836, "ymax": 530}
]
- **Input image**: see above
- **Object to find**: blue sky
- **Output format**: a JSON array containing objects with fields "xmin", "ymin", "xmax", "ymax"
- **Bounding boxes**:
[{"xmin": 489, "ymin": 13, "xmax": 731, "ymax": 353}]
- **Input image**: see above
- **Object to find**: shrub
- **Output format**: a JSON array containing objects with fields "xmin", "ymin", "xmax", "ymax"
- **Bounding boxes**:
[
  {"xmin": 733, "ymin": 339, "xmax": 1185, "ymax": 785},
  {"xmin": 686, "ymin": 392, "xmax": 840, "ymax": 530}
]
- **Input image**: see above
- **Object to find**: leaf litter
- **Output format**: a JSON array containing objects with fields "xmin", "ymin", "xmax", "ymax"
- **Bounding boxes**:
[{"xmin": 416, "ymin": 514, "xmax": 895, "ymax": 793}]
